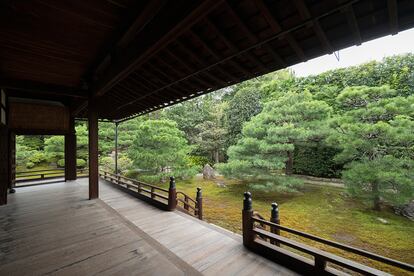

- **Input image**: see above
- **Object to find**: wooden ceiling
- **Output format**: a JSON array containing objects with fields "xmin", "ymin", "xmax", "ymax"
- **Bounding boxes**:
[{"xmin": 1, "ymin": 0, "xmax": 414, "ymax": 121}]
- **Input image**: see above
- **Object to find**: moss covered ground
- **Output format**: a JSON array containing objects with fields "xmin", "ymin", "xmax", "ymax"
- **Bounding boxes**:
[{"xmin": 157, "ymin": 175, "xmax": 414, "ymax": 275}]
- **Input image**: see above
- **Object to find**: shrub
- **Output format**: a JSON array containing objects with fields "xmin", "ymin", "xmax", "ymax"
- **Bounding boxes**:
[
  {"xmin": 76, "ymin": 159, "xmax": 86, "ymax": 168},
  {"xmin": 57, "ymin": 159, "xmax": 65, "ymax": 167},
  {"xmin": 26, "ymin": 162, "xmax": 35, "ymax": 169}
]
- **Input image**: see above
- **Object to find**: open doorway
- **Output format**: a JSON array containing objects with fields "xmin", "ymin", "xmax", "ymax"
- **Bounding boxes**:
[{"xmin": 14, "ymin": 133, "xmax": 88, "ymax": 186}]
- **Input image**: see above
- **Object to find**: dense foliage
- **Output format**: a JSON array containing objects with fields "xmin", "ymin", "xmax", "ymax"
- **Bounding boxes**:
[
  {"xmin": 15, "ymin": 53, "xmax": 414, "ymax": 208},
  {"xmin": 328, "ymin": 86, "xmax": 414, "ymax": 209},
  {"xmin": 128, "ymin": 119, "xmax": 198, "ymax": 182}
]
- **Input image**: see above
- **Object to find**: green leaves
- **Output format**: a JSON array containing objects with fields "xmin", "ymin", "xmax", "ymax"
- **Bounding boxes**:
[
  {"xmin": 128, "ymin": 119, "xmax": 198, "ymax": 182},
  {"xmin": 330, "ymin": 86, "xmax": 414, "ymax": 208},
  {"xmin": 219, "ymin": 90, "xmax": 331, "ymax": 190}
]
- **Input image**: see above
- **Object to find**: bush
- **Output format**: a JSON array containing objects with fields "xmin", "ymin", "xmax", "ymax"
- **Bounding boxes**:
[
  {"xmin": 26, "ymin": 162, "xmax": 35, "ymax": 169},
  {"xmin": 57, "ymin": 159, "xmax": 65, "ymax": 168},
  {"xmin": 188, "ymin": 155, "xmax": 210, "ymax": 168},
  {"xmin": 293, "ymin": 145, "xmax": 343, "ymax": 178},
  {"xmin": 77, "ymin": 159, "xmax": 86, "ymax": 168},
  {"xmin": 28, "ymin": 151, "xmax": 46, "ymax": 164}
]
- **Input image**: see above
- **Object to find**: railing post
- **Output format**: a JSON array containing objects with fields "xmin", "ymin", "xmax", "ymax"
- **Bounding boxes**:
[
  {"xmin": 270, "ymin": 202, "xmax": 280, "ymax": 246},
  {"xmin": 184, "ymin": 195, "xmax": 189, "ymax": 211},
  {"xmin": 138, "ymin": 183, "xmax": 142, "ymax": 194},
  {"xmin": 242, "ymin": 192, "xmax": 254, "ymax": 248},
  {"xmin": 151, "ymin": 187, "xmax": 155, "ymax": 199},
  {"xmin": 168, "ymin": 176, "xmax": 177, "ymax": 211},
  {"xmin": 196, "ymin": 187, "xmax": 203, "ymax": 220},
  {"xmin": 314, "ymin": 256, "xmax": 327, "ymax": 272}
]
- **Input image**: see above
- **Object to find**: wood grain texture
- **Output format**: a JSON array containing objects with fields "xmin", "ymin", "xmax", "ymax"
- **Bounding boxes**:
[
  {"xmin": 0, "ymin": 180, "xmax": 199, "ymax": 276},
  {"xmin": 0, "ymin": 178, "xmax": 299, "ymax": 275}
]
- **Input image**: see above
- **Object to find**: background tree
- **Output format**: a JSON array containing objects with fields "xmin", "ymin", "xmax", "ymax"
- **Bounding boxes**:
[
  {"xmin": 328, "ymin": 86, "xmax": 414, "ymax": 210},
  {"xmin": 225, "ymin": 87, "xmax": 263, "ymax": 149},
  {"xmin": 196, "ymin": 102, "xmax": 227, "ymax": 164},
  {"xmin": 218, "ymin": 91, "xmax": 331, "ymax": 191},
  {"xmin": 128, "ymin": 119, "xmax": 198, "ymax": 182}
]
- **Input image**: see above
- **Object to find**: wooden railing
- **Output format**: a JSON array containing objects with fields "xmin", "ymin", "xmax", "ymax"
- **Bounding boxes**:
[
  {"xmin": 16, "ymin": 168, "xmax": 89, "ymax": 183},
  {"xmin": 99, "ymin": 170, "xmax": 202, "ymax": 219},
  {"xmin": 242, "ymin": 192, "xmax": 414, "ymax": 276},
  {"xmin": 176, "ymin": 188, "xmax": 202, "ymax": 219}
]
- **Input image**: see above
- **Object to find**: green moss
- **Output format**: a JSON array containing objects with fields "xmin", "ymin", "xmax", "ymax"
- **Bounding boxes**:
[{"xmin": 151, "ymin": 175, "xmax": 414, "ymax": 275}]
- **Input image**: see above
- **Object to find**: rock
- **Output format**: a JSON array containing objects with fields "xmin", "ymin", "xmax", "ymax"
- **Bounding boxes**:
[
  {"xmin": 376, "ymin": 217, "xmax": 388, "ymax": 224},
  {"xmin": 216, "ymin": 181, "xmax": 226, "ymax": 188},
  {"xmin": 202, "ymin": 164, "xmax": 216, "ymax": 180},
  {"xmin": 394, "ymin": 200, "xmax": 414, "ymax": 221}
]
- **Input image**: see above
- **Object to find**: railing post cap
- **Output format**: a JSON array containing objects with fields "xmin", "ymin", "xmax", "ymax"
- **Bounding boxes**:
[
  {"xmin": 272, "ymin": 202, "xmax": 278, "ymax": 210},
  {"xmin": 197, "ymin": 187, "xmax": 201, "ymax": 192},
  {"xmin": 169, "ymin": 176, "xmax": 176, "ymax": 189},
  {"xmin": 243, "ymin": 191, "xmax": 252, "ymax": 211}
]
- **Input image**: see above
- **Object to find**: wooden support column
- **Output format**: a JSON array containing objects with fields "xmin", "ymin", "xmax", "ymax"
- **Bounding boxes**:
[
  {"xmin": 88, "ymin": 104, "xmax": 99, "ymax": 199},
  {"xmin": 65, "ymin": 117, "xmax": 77, "ymax": 181},
  {"xmin": 114, "ymin": 122, "xmax": 119, "ymax": 174},
  {"xmin": 9, "ymin": 132, "xmax": 16, "ymax": 192},
  {"xmin": 0, "ymin": 125, "xmax": 9, "ymax": 205}
]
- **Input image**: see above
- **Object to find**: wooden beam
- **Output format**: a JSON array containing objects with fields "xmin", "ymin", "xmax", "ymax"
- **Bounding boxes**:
[
  {"xmin": 293, "ymin": 0, "xmax": 333, "ymax": 53},
  {"xmin": 88, "ymin": 103, "xmax": 99, "ymax": 199},
  {"xmin": 255, "ymin": 0, "xmax": 307, "ymax": 61},
  {"xmin": 74, "ymin": 0, "xmax": 223, "ymax": 116},
  {"xmin": 0, "ymin": 79, "xmax": 88, "ymax": 99},
  {"xmin": 342, "ymin": 5, "xmax": 362, "ymax": 46},
  {"xmin": 93, "ymin": 0, "xmax": 222, "ymax": 97},
  {"xmin": 387, "ymin": 0, "xmax": 398, "ymax": 35}
]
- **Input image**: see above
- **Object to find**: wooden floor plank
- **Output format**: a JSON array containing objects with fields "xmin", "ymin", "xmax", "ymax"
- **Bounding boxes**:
[{"xmin": 0, "ymin": 179, "xmax": 299, "ymax": 276}]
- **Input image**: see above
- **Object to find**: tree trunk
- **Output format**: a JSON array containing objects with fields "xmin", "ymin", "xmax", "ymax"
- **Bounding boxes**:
[
  {"xmin": 285, "ymin": 151, "xmax": 293, "ymax": 176},
  {"xmin": 214, "ymin": 149, "xmax": 219, "ymax": 164},
  {"xmin": 372, "ymin": 182, "xmax": 381, "ymax": 211}
]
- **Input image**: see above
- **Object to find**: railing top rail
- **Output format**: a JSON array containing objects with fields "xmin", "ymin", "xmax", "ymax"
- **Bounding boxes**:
[
  {"xmin": 16, "ymin": 168, "xmax": 65, "ymax": 174},
  {"xmin": 176, "ymin": 191, "xmax": 197, "ymax": 204},
  {"xmin": 100, "ymin": 170, "xmax": 168, "ymax": 193},
  {"xmin": 252, "ymin": 216, "xmax": 414, "ymax": 272},
  {"xmin": 253, "ymin": 230, "xmax": 390, "ymax": 276}
]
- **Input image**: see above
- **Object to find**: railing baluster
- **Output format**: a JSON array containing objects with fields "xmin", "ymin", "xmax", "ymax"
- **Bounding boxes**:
[
  {"xmin": 184, "ymin": 195, "xmax": 189, "ymax": 211},
  {"xmin": 314, "ymin": 256, "xmax": 327, "ymax": 272}
]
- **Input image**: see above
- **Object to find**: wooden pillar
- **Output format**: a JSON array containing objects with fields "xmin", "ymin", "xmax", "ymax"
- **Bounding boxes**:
[
  {"xmin": 0, "ymin": 125, "xmax": 9, "ymax": 205},
  {"xmin": 8, "ymin": 132, "xmax": 16, "ymax": 192},
  {"xmin": 114, "ymin": 122, "xmax": 118, "ymax": 174},
  {"xmin": 88, "ymin": 104, "xmax": 99, "ymax": 199},
  {"xmin": 65, "ymin": 117, "xmax": 77, "ymax": 181}
]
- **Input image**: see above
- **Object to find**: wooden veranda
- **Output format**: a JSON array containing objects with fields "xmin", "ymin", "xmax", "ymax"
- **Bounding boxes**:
[{"xmin": 1, "ymin": 0, "xmax": 414, "ymax": 275}]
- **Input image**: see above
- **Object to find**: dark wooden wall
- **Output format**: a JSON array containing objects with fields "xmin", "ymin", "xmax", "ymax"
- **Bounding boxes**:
[{"xmin": 9, "ymin": 102, "xmax": 70, "ymax": 134}]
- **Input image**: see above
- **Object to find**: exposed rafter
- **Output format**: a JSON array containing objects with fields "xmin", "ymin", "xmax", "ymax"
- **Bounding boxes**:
[
  {"xmin": 255, "ymin": 0, "xmax": 307, "ymax": 61},
  {"xmin": 388, "ymin": 0, "xmax": 399, "ymax": 35},
  {"xmin": 342, "ymin": 4, "xmax": 362, "ymax": 46},
  {"xmin": 293, "ymin": 0, "xmax": 333, "ymax": 53}
]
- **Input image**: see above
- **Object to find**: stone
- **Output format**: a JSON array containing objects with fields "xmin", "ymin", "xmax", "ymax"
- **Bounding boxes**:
[
  {"xmin": 394, "ymin": 200, "xmax": 414, "ymax": 221},
  {"xmin": 376, "ymin": 217, "xmax": 388, "ymax": 224},
  {"xmin": 216, "ymin": 181, "xmax": 226, "ymax": 188},
  {"xmin": 202, "ymin": 164, "xmax": 216, "ymax": 180}
]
